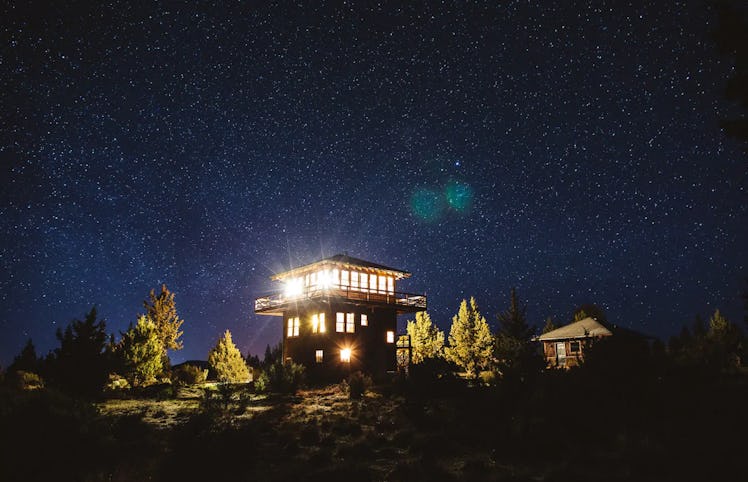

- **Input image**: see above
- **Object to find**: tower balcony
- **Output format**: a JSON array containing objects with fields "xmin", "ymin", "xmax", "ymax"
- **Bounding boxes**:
[{"xmin": 255, "ymin": 286, "xmax": 427, "ymax": 315}]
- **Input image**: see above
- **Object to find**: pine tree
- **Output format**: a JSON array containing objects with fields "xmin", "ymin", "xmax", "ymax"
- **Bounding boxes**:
[
  {"xmin": 8, "ymin": 339, "xmax": 40, "ymax": 373},
  {"xmin": 497, "ymin": 288, "xmax": 533, "ymax": 340},
  {"xmin": 406, "ymin": 311, "xmax": 445, "ymax": 364},
  {"xmin": 49, "ymin": 307, "xmax": 109, "ymax": 395},
  {"xmin": 541, "ymin": 317, "xmax": 557, "ymax": 335},
  {"xmin": 209, "ymin": 330, "xmax": 251, "ymax": 383},
  {"xmin": 120, "ymin": 316, "xmax": 163, "ymax": 387},
  {"xmin": 573, "ymin": 309, "xmax": 589, "ymax": 323},
  {"xmin": 445, "ymin": 297, "xmax": 493, "ymax": 379},
  {"xmin": 495, "ymin": 289, "xmax": 540, "ymax": 379},
  {"xmin": 143, "ymin": 284, "xmax": 184, "ymax": 370},
  {"xmin": 706, "ymin": 308, "xmax": 742, "ymax": 370}
]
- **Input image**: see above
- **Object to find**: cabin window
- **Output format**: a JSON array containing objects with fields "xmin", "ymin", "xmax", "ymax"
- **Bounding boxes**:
[
  {"xmin": 315, "ymin": 350, "xmax": 323, "ymax": 363},
  {"xmin": 336, "ymin": 312, "xmax": 344, "ymax": 332},
  {"xmin": 360, "ymin": 273, "xmax": 369, "ymax": 292},
  {"xmin": 341, "ymin": 270, "xmax": 349, "ymax": 287},
  {"xmin": 319, "ymin": 313, "xmax": 326, "ymax": 333},
  {"xmin": 386, "ymin": 331, "xmax": 395, "ymax": 343},
  {"xmin": 387, "ymin": 276, "xmax": 394, "ymax": 294},
  {"xmin": 378, "ymin": 276, "xmax": 386, "ymax": 293},
  {"xmin": 332, "ymin": 269, "xmax": 339, "ymax": 287},
  {"xmin": 310, "ymin": 271, "xmax": 317, "ymax": 289},
  {"xmin": 288, "ymin": 317, "xmax": 299, "ymax": 337},
  {"xmin": 340, "ymin": 348, "xmax": 351, "ymax": 363},
  {"xmin": 569, "ymin": 341, "xmax": 580, "ymax": 354},
  {"xmin": 361, "ymin": 314, "xmax": 368, "ymax": 326},
  {"xmin": 346, "ymin": 312, "xmax": 355, "ymax": 333},
  {"xmin": 351, "ymin": 271, "xmax": 359, "ymax": 289},
  {"xmin": 370, "ymin": 274, "xmax": 377, "ymax": 292}
]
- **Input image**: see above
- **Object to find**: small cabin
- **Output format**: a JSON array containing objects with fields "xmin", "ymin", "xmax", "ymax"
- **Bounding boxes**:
[
  {"xmin": 254, "ymin": 254, "xmax": 426, "ymax": 380},
  {"xmin": 537, "ymin": 317, "xmax": 612, "ymax": 368}
]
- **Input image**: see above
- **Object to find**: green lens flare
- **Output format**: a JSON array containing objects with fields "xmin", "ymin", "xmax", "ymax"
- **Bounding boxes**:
[
  {"xmin": 445, "ymin": 181, "xmax": 474, "ymax": 212},
  {"xmin": 410, "ymin": 188, "xmax": 443, "ymax": 222}
]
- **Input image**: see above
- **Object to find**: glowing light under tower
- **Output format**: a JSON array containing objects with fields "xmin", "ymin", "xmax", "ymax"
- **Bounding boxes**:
[{"xmin": 340, "ymin": 348, "xmax": 351, "ymax": 363}]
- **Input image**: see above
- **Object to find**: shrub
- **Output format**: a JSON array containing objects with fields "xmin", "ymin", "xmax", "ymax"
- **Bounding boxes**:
[
  {"xmin": 104, "ymin": 373, "xmax": 130, "ymax": 393},
  {"xmin": 9, "ymin": 370, "xmax": 45, "ymax": 390},
  {"xmin": 344, "ymin": 371, "xmax": 372, "ymax": 400},
  {"xmin": 172, "ymin": 364, "xmax": 208, "ymax": 386},
  {"xmin": 254, "ymin": 360, "xmax": 305, "ymax": 394}
]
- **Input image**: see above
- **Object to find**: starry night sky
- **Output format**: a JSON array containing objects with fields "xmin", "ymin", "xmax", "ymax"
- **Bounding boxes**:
[{"xmin": 2, "ymin": 1, "xmax": 746, "ymax": 367}]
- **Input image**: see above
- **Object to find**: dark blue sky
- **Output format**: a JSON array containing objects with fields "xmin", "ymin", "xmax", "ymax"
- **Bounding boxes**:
[{"xmin": 1, "ymin": 1, "xmax": 746, "ymax": 366}]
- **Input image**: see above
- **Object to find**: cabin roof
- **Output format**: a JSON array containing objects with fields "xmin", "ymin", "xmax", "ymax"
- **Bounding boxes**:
[
  {"xmin": 270, "ymin": 254, "xmax": 411, "ymax": 281},
  {"xmin": 537, "ymin": 317, "xmax": 613, "ymax": 341}
]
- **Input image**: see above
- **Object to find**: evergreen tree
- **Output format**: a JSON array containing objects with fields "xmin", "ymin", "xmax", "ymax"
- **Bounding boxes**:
[
  {"xmin": 706, "ymin": 308, "xmax": 742, "ymax": 370},
  {"xmin": 495, "ymin": 288, "xmax": 540, "ymax": 379},
  {"xmin": 143, "ymin": 284, "xmax": 184, "ymax": 370},
  {"xmin": 120, "ymin": 316, "xmax": 163, "ymax": 387},
  {"xmin": 573, "ymin": 309, "xmax": 589, "ymax": 323},
  {"xmin": 541, "ymin": 317, "xmax": 557, "ymax": 335},
  {"xmin": 573, "ymin": 304, "xmax": 608, "ymax": 326},
  {"xmin": 406, "ymin": 311, "xmax": 445, "ymax": 364},
  {"xmin": 262, "ymin": 342, "xmax": 282, "ymax": 368},
  {"xmin": 445, "ymin": 297, "xmax": 493, "ymax": 379},
  {"xmin": 8, "ymin": 339, "xmax": 40, "ymax": 373},
  {"xmin": 209, "ymin": 330, "xmax": 251, "ymax": 383},
  {"xmin": 49, "ymin": 307, "xmax": 109, "ymax": 396},
  {"xmin": 497, "ymin": 288, "xmax": 533, "ymax": 340}
]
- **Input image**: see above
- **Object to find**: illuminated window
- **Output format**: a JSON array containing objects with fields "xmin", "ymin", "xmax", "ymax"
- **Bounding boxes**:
[
  {"xmin": 319, "ymin": 270, "xmax": 331, "ymax": 289},
  {"xmin": 340, "ymin": 348, "xmax": 351, "ymax": 363},
  {"xmin": 360, "ymin": 273, "xmax": 368, "ymax": 292},
  {"xmin": 319, "ymin": 312, "xmax": 326, "ymax": 333},
  {"xmin": 386, "ymin": 331, "xmax": 395, "ymax": 343},
  {"xmin": 387, "ymin": 276, "xmax": 394, "ymax": 294},
  {"xmin": 378, "ymin": 276, "xmax": 386, "ymax": 293},
  {"xmin": 311, "ymin": 314, "xmax": 319, "ymax": 333},
  {"xmin": 341, "ymin": 270, "xmax": 349, "ymax": 287},
  {"xmin": 346, "ymin": 312, "xmax": 355, "ymax": 333},
  {"xmin": 332, "ymin": 269, "xmax": 339, "ymax": 287},
  {"xmin": 351, "ymin": 271, "xmax": 359, "ymax": 289},
  {"xmin": 288, "ymin": 317, "xmax": 299, "ymax": 337},
  {"xmin": 361, "ymin": 314, "xmax": 368, "ymax": 326},
  {"xmin": 310, "ymin": 271, "xmax": 317, "ymax": 289},
  {"xmin": 336, "ymin": 312, "xmax": 344, "ymax": 332},
  {"xmin": 569, "ymin": 341, "xmax": 580, "ymax": 354},
  {"xmin": 315, "ymin": 350, "xmax": 323, "ymax": 363},
  {"xmin": 370, "ymin": 274, "xmax": 377, "ymax": 292}
]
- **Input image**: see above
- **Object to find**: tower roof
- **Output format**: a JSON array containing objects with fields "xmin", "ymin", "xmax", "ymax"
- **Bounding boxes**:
[{"xmin": 270, "ymin": 254, "xmax": 411, "ymax": 281}]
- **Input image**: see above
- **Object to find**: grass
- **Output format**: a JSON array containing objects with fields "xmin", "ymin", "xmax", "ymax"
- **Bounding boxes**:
[{"xmin": 3, "ymin": 371, "xmax": 747, "ymax": 481}]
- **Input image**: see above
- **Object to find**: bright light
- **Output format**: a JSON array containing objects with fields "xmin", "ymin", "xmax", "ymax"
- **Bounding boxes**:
[
  {"xmin": 386, "ymin": 331, "xmax": 395, "ymax": 343},
  {"xmin": 319, "ymin": 270, "xmax": 331, "ymax": 289},
  {"xmin": 340, "ymin": 348, "xmax": 351, "ymax": 363},
  {"xmin": 284, "ymin": 277, "xmax": 303, "ymax": 297}
]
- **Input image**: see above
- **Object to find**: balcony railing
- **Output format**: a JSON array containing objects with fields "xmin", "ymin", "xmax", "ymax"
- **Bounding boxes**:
[{"xmin": 255, "ymin": 286, "xmax": 427, "ymax": 313}]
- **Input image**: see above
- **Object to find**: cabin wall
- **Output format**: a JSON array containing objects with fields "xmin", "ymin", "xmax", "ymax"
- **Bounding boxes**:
[{"xmin": 543, "ymin": 339, "xmax": 589, "ymax": 368}]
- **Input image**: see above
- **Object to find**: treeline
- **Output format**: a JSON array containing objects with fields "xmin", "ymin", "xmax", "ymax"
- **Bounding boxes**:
[
  {"xmin": 0, "ymin": 284, "xmax": 275, "ymax": 397},
  {"xmin": 404, "ymin": 288, "xmax": 746, "ymax": 381}
]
